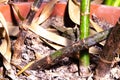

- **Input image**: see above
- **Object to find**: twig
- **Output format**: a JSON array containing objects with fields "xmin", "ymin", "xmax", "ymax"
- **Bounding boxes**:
[
  {"xmin": 30, "ymin": 28, "xmax": 112, "ymax": 70},
  {"xmin": 11, "ymin": 62, "xmax": 30, "ymax": 76}
]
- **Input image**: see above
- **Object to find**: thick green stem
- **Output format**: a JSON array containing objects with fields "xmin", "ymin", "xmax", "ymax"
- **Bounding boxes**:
[
  {"xmin": 80, "ymin": 50, "xmax": 90, "ymax": 66},
  {"xmin": 80, "ymin": 0, "xmax": 90, "ymax": 67},
  {"xmin": 80, "ymin": 0, "xmax": 90, "ymax": 39}
]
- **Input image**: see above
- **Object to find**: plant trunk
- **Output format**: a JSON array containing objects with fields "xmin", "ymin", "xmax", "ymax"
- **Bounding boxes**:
[{"xmin": 96, "ymin": 23, "xmax": 120, "ymax": 77}]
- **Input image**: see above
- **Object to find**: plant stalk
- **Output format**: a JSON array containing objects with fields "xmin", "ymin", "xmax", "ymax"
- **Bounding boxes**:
[
  {"xmin": 79, "ymin": 0, "xmax": 90, "ymax": 70},
  {"xmin": 96, "ymin": 23, "xmax": 120, "ymax": 77}
]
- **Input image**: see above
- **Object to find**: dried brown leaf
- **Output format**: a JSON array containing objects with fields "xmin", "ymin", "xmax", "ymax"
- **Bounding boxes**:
[
  {"xmin": 36, "ymin": 0, "xmax": 58, "ymax": 24},
  {"xmin": 0, "ymin": 0, "xmax": 8, "ymax": 4},
  {"xmin": 41, "ymin": 38, "xmax": 63, "ymax": 50},
  {"xmin": 29, "ymin": 23, "xmax": 73, "ymax": 46},
  {"xmin": 11, "ymin": 3, "xmax": 25, "ymax": 21},
  {"xmin": 17, "ymin": 61, "xmax": 34, "ymax": 76},
  {"xmin": 8, "ymin": 25, "xmax": 19, "ymax": 36},
  {"xmin": 0, "ymin": 13, "xmax": 11, "ymax": 63},
  {"xmin": 90, "ymin": 19, "xmax": 103, "ymax": 32},
  {"xmin": 0, "ymin": 12, "xmax": 18, "ymax": 79},
  {"xmin": 68, "ymin": 0, "xmax": 80, "ymax": 25},
  {"xmin": 91, "ymin": 0, "xmax": 103, "ymax": 4}
]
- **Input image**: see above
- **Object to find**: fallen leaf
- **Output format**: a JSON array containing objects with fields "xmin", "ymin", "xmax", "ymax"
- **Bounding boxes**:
[
  {"xmin": 11, "ymin": 3, "xmax": 25, "ymax": 21},
  {"xmin": 90, "ymin": 19, "xmax": 103, "ymax": 32},
  {"xmin": 68, "ymin": 0, "xmax": 80, "ymax": 25},
  {"xmin": 0, "ymin": 12, "xmax": 18, "ymax": 79},
  {"xmin": 29, "ymin": 23, "xmax": 73, "ymax": 47},
  {"xmin": 36, "ymin": 0, "xmax": 58, "ymax": 24},
  {"xmin": 7, "ymin": 25, "xmax": 19, "ymax": 36},
  {"xmin": 17, "ymin": 61, "xmax": 34, "ymax": 76},
  {"xmin": 0, "ymin": 0, "xmax": 8, "ymax": 4},
  {"xmin": 91, "ymin": 0, "xmax": 103, "ymax": 4},
  {"xmin": 0, "ymin": 13, "xmax": 11, "ymax": 63},
  {"xmin": 41, "ymin": 38, "xmax": 63, "ymax": 50}
]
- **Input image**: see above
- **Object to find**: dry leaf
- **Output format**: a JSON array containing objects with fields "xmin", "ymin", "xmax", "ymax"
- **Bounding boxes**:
[
  {"xmin": 29, "ymin": 23, "xmax": 73, "ymax": 47},
  {"xmin": 0, "ymin": 12, "xmax": 18, "ymax": 79},
  {"xmin": 8, "ymin": 25, "xmax": 19, "ymax": 36},
  {"xmin": 0, "ymin": 13, "xmax": 11, "ymax": 63},
  {"xmin": 36, "ymin": 0, "xmax": 58, "ymax": 24},
  {"xmin": 11, "ymin": 3, "xmax": 25, "ymax": 21},
  {"xmin": 90, "ymin": 19, "xmax": 103, "ymax": 32},
  {"xmin": 68, "ymin": 0, "xmax": 80, "ymax": 25},
  {"xmin": 0, "ymin": 0, "xmax": 8, "ymax": 4},
  {"xmin": 11, "ymin": 62, "xmax": 30, "ymax": 76},
  {"xmin": 89, "ymin": 46, "xmax": 101, "ymax": 54},
  {"xmin": 41, "ymin": 38, "xmax": 63, "ymax": 50},
  {"xmin": 91, "ymin": 0, "xmax": 103, "ymax": 4},
  {"xmin": 17, "ymin": 61, "xmax": 34, "ymax": 76}
]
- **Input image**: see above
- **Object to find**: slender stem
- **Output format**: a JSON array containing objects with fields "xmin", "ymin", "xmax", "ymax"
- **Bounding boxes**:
[{"xmin": 79, "ymin": 0, "xmax": 90, "ymax": 67}]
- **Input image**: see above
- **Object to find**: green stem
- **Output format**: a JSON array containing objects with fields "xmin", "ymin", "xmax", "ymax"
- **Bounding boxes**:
[
  {"xmin": 80, "ymin": 50, "xmax": 90, "ymax": 66},
  {"xmin": 104, "ymin": 0, "xmax": 113, "ymax": 6},
  {"xmin": 112, "ymin": 0, "xmax": 120, "ymax": 7},
  {"xmin": 80, "ymin": 0, "xmax": 90, "ymax": 67}
]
